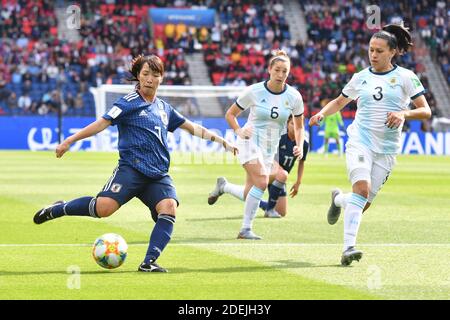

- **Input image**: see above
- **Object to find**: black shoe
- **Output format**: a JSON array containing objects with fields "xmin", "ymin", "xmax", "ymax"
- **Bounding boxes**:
[
  {"xmin": 341, "ymin": 247, "xmax": 363, "ymax": 266},
  {"xmin": 327, "ymin": 188, "xmax": 342, "ymax": 225},
  {"xmin": 138, "ymin": 261, "xmax": 168, "ymax": 273},
  {"xmin": 33, "ymin": 200, "xmax": 65, "ymax": 225}
]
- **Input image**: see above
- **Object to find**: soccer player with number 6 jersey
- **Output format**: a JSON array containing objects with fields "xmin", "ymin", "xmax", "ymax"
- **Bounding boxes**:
[
  {"xmin": 309, "ymin": 23, "xmax": 432, "ymax": 266},
  {"xmin": 223, "ymin": 50, "xmax": 305, "ymax": 240}
]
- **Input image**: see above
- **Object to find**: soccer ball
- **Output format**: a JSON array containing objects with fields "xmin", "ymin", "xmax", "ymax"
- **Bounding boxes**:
[{"xmin": 92, "ymin": 233, "xmax": 128, "ymax": 269}]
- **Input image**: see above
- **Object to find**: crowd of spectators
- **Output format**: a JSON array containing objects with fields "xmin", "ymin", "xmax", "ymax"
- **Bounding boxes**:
[
  {"xmin": 0, "ymin": 0, "xmax": 193, "ymax": 116},
  {"xmin": 0, "ymin": 0, "xmax": 447, "ymax": 127},
  {"xmin": 412, "ymin": 0, "xmax": 448, "ymax": 84}
]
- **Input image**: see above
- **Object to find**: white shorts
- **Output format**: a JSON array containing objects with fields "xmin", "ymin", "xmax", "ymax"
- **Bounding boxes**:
[
  {"xmin": 345, "ymin": 141, "xmax": 397, "ymax": 203},
  {"xmin": 236, "ymin": 137, "xmax": 275, "ymax": 176}
]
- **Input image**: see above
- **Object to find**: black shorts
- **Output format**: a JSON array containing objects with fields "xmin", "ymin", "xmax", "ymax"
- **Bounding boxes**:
[{"xmin": 97, "ymin": 164, "xmax": 178, "ymax": 222}]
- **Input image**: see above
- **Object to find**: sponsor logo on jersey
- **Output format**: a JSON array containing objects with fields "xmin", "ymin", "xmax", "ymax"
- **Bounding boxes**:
[
  {"xmin": 139, "ymin": 110, "xmax": 147, "ymax": 117},
  {"xmin": 280, "ymin": 145, "xmax": 287, "ymax": 149},
  {"xmin": 362, "ymin": 80, "xmax": 367, "ymax": 85}
]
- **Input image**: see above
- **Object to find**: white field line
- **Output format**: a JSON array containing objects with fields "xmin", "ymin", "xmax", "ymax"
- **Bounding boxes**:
[{"xmin": 0, "ymin": 243, "xmax": 449, "ymax": 247}]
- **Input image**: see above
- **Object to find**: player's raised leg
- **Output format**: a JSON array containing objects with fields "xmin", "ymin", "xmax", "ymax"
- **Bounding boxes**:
[
  {"xmin": 33, "ymin": 196, "xmax": 122, "ymax": 224},
  {"xmin": 208, "ymin": 177, "xmax": 246, "ymax": 205}
]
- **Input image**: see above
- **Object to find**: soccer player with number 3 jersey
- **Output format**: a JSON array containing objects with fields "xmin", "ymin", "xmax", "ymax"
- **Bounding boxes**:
[{"xmin": 309, "ymin": 23, "xmax": 432, "ymax": 266}]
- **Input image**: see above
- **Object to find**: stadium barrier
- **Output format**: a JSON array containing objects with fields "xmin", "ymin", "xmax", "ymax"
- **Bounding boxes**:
[{"xmin": 1, "ymin": 116, "xmax": 450, "ymax": 155}]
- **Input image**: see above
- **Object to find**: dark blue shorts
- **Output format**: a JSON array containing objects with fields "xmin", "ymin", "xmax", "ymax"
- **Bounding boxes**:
[{"xmin": 97, "ymin": 164, "xmax": 178, "ymax": 222}]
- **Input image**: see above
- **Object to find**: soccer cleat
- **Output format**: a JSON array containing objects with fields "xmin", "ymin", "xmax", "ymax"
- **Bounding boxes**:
[
  {"xmin": 237, "ymin": 229, "xmax": 262, "ymax": 240},
  {"xmin": 207, "ymin": 177, "xmax": 227, "ymax": 205},
  {"xmin": 33, "ymin": 200, "xmax": 65, "ymax": 225},
  {"xmin": 327, "ymin": 188, "xmax": 342, "ymax": 225},
  {"xmin": 264, "ymin": 209, "xmax": 282, "ymax": 218},
  {"xmin": 137, "ymin": 261, "xmax": 168, "ymax": 273},
  {"xmin": 341, "ymin": 247, "xmax": 363, "ymax": 266}
]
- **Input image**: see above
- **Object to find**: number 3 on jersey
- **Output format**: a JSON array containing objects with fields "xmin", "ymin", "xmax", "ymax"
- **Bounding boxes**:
[{"xmin": 373, "ymin": 87, "xmax": 383, "ymax": 101}]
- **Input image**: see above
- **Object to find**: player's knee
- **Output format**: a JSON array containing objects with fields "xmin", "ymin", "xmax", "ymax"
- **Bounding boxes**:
[
  {"xmin": 95, "ymin": 197, "xmax": 119, "ymax": 217},
  {"xmin": 276, "ymin": 169, "xmax": 288, "ymax": 183},
  {"xmin": 156, "ymin": 199, "xmax": 177, "ymax": 215},
  {"xmin": 352, "ymin": 179, "xmax": 370, "ymax": 198},
  {"xmin": 253, "ymin": 178, "xmax": 268, "ymax": 191}
]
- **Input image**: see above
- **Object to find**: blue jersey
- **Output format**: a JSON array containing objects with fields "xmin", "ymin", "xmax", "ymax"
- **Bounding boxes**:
[
  {"xmin": 102, "ymin": 91, "xmax": 186, "ymax": 178},
  {"xmin": 276, "ymin": 133, "xmax": 309, "ymax": 173}
]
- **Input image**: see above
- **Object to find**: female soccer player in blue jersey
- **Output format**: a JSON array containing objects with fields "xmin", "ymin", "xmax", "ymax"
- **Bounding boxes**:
[
  {"xmin": 309, "ymin": 23, "xmax": 432, "ymax": 266},
  {"xmin": 33, "ymin": 55, "xmax": 237, "ymax": 272},
  {"xmin": 224, "ymin": 50, "xmax": 305, "ymax": 240}
]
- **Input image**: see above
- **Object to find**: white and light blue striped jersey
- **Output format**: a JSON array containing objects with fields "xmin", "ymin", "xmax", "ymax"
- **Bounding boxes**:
[
  {"xmin": 236, "ymin": 81, "xmax": 304, "ymax": 157},
  {"xmin": 102, "ymin": 91, "xmax": 186, "ymax": 178},
  {"xmin": 342, "ymin": 65, "xmax": 426, "ymax": 154}
]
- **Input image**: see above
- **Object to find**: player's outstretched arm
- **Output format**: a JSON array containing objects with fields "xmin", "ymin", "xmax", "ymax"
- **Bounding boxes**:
[
  {"xmin": 293, "ymin": 115, "xmax": 305, "ymax": 160},
  {"xmin": 290, "ymin": 159, "xmax": 305, "ymax": 198},
  {"xmin": 309, "ymin": 94, "xmax": 352, "ymax": 126},
  {"xmin": 56, "ymin": 118, "xmax": 111, "ymax": 158},
  {"xmin": 179, "ymin": 119, "xmax": 238, "ymax": 155}
]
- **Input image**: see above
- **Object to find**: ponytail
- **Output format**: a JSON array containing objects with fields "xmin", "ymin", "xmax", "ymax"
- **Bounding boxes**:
[
  {"xmin": 382, "ymin": 22, "xmax": 413, "ymax": 55},
  {"xmin": 269, "ymin": 49, "xmax": 291, "ymax": 67},
  {"xmin": 372, "ymin": 21, "xmax": 413, "ymax": 56}
]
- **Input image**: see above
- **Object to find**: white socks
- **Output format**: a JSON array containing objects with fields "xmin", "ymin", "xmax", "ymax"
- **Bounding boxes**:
[
  {"xmin": 334, "ymin": 192, "xmax": 350, "ymax": 208},
  {"xmin": 223, "ymin": 182, "xmax": 245, "ymax": 201},
  {"xmin": 241, "ymin": 186, "xmax": 264, "ymax": 230},
  {"xmin": 343, "ymin": 193, "xmax": 368, "ymax": 251}
]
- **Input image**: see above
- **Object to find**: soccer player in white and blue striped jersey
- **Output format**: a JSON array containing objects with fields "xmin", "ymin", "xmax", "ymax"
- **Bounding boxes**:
[
  {"xmin": 33, "ymin": 55, "xmax": 237, "ymax": 272},
  {"xmin": 310, "ymin": 23, "xmax": 432, "ymax": 266},
  {"xmin": 225, "ymin": 50, "xmax": 305, "ymax": 240}
]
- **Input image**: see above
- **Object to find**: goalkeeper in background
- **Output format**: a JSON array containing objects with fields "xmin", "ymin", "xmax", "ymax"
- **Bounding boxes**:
[{"xmin": 321, "ymin": 99, "xmax": 344, "ymax": 156}]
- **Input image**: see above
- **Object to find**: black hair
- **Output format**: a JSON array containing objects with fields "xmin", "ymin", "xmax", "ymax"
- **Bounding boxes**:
[
  {"xmin": 127, "ymin": 54, "xmax": 164, "ymax": 88},
  {"xmin": 371, "ymin": 22, "xmax": 413, "ymax": 56}
]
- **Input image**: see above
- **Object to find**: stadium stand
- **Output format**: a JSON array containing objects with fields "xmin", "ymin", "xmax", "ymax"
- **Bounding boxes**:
[{"xmin": 0, "ymin": 0, "xmax": 447, "ymax": 127}]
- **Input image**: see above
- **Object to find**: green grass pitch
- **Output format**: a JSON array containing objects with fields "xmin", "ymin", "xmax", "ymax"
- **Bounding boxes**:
[{"xmin": 0, "ymin": 151, "xmax": 449, "ymax": 300}]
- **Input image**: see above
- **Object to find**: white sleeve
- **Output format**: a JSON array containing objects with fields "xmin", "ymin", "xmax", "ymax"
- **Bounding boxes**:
[
  {"xmin": 341, "ymin": 73, "xmax": 359, "ymax": 100},
  {"xmin": 293, "ymin": 92, "xmax": 304, "ymax": 116},
  {"xmin": 235, "ymin": 86, "xmax": 254, "ymax": 111},
  {"xmin": 403, "ymin": 70, "xmax": 426, "ymax": 100}
]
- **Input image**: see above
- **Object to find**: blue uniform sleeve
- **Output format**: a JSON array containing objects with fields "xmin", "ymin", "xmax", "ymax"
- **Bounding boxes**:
[
  {"xmin": 167, "ymin": 107, "xmax": 186, "ymax": 132},
  {"xmin": 102, "ymin": 98, "xmax": 129, "ymax": 126}
]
